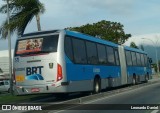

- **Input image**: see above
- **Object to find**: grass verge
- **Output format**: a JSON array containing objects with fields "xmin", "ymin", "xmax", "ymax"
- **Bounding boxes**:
[{"xmin": 0, "ymin": 93, "xmax": 52, "ymax": 104}]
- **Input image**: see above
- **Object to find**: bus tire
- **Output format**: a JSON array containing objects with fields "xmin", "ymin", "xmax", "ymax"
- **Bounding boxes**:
[{"xmin": 93, "ymin": 77, "xmax": 101, "ymax": 94}]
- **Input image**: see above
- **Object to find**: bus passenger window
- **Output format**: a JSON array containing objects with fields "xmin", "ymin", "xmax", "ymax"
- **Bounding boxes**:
[
  {"xmin": 65, "ymin": 37, "xmax": 73, "ymax": 61},
  {"xmin": 131, "ymin": 52, "xmax": 137, "ymax": 66},
  {"xmin": 140, "ymin": 54, "xmax": 145, "ymax": 66},
  {"xmin": 106, "ymin": 46, "xmax": 115, "ymax": 65},
  {"xmin": 72, "ymin": 38, "xmax": 87, "ymax": 64},
  {"xmin": 126, "ymin": 51, "xmax": 132, "ymax": 66},
  {"xmin": 115, "ymin": 49, "xmax": 120, "ymax": 65},
  {"xmin": 136, "ymin": 53, "xmax": 141, "ymax": 66},
  {"xmin": 86, "ymin": 41, "xmax": 98, "ymax": 64},
  {"xmin": 144, "ymin": 55, "xmax": 148, "ymax": 66},
  {"xmin": 97, "ymin": 44, "xmax": 107, "ymax": 64}
]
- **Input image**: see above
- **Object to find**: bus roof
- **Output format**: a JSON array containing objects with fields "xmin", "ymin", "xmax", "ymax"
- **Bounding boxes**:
[
  {"xmin": 21, "ymin": 29, "xmax": 118, "ymax": 47},
  {"xmin": 123, "ymin": 45, "xmax": 147, "ymax": 54},
  {"xmin": 20, "ymin": 29, "xmax": 147, "ymax": 54},
  {"xmin": 21, "ymin": 30, "xmax": 61, "ymax": 38},
  {"xmin": 65, "ymin": 30, "xmax": 118, "ymax": 47}
]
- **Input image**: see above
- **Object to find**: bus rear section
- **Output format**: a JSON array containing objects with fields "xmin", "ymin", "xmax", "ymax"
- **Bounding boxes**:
[{"xmin": 13, "ymin": 33, "xmax": 66, "ymax": 95}]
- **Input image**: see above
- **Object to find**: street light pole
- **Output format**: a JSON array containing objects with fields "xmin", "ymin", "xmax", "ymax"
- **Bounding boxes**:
[
  {"xmin": 7, "ymin": 0, "xmax": 13, "ymax": 94},
  {"xmin": 155, "ymin": 46, "xmax": 159, "ymax": 75},
  {"xmin": 142, "ymin": 38, "xmax": 159, "ymax": 75}
]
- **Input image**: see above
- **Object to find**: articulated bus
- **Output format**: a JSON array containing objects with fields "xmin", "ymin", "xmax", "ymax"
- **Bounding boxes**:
[{"xmin": 13, "ymin": 30, "xmax": 152, "ymax": 95}]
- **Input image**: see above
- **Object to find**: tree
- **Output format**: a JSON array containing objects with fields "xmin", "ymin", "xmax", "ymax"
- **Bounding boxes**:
[
  {"xmin": 0, "ymin": 0, "xmax": 45, "ymax": 39},
  {"xmin": 130, "ymin": 42, "xmax": 139, "ymax": 49},
  {"xmin": 66, "ymin": 20, "xmax": 131, "ymax": 44}
]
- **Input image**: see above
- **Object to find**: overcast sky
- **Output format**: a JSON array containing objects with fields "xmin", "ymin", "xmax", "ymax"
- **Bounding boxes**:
[{"xmin": 0, "ymin": 0, "xmax": 160, "ymax": 50}]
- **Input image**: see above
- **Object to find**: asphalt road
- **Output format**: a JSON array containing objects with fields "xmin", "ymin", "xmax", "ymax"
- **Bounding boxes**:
[
  {"xmin": 51, "ymin": 82, "xmax": 160, "ymax": 113},
  {"xmin": 0, "ymin": 77, "xmax": 160, "ymax": 113}
]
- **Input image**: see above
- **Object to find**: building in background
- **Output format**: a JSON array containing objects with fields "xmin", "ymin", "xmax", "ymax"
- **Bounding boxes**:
[{"xmin": 0, "ymin": 50, "xmax": 14, "ymax": 80}]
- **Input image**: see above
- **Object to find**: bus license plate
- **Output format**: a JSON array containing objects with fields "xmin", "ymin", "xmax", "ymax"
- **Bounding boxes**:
[{"xmin": 31, "ymin": 88, "xmax": 40, "ymax": 92}]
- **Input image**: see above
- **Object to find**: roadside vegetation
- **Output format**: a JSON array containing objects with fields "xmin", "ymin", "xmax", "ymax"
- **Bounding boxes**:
[
  {"xmin": 0, "ymin": 93, "xmax": 52, "ymax": 104},
  {"xmin": 0, "ymin": 0, "xmax": 45, "ymax": 39}
]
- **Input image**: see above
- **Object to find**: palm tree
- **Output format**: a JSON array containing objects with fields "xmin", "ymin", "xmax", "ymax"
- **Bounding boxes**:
[{"xmin": 0, "ymin": 0, "xmax": 45, "ymax": 39}]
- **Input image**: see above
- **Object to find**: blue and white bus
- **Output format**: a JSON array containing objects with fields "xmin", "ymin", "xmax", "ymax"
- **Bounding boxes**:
[{"xmin": 13, "ymin": 30, "xmax": 152, "ymax": 95}]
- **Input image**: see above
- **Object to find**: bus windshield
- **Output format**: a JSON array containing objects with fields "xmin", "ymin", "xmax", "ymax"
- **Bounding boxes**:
[{"xmin": 15, "ymin": 35, "xmax": 59, "ymax": 56}]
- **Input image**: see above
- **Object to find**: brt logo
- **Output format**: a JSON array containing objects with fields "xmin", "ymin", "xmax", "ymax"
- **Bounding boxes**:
[{"xmin": 26, "ymin": 66, "xmax": 44, "ymax": 76}]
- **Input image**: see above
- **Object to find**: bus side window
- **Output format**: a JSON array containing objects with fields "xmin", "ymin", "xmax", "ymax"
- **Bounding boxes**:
[
  {"xmin": 72, "ymin": 38, "xmax": 87, "ymax": 64},
  {"xmin": 144, "ymin": 55, "xmax": 148, "ymax": 66},
  {"xmin": 115, "ymin": 49, "xmax": 120, "ymax": 66},
  {"xmin": 106, "ymin": 46, "xmax": 115, "ymax": 65},
  {"xmin": 140, "ymin": 54, "xmax": 145, "ymax": 66},
  {"xmin": 125, "ymin": 51, "xmax": 132, "ymax": 66},
  {"xmin": 136, "ymin": 53, "xmax": 141, "ymax": 66},
  {"xmin": 131, "ymin": 52, "xmax": 137, "ymax": 66},
  {"xmin": 97, "ymin": 44, "xmax": 107, "ymax": 64},
  {"xmin": 65, "ymin": 37, "xmax": 74, "ymax": 61},
  {"xmin": 86, "ymin": 41, "xmax": 98, "ymax": 64}
]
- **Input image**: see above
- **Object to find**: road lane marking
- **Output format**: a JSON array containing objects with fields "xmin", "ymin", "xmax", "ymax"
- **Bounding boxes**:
[{"xmin": 151, "ymin": 110, "xmax": 159, "ymax": 113}]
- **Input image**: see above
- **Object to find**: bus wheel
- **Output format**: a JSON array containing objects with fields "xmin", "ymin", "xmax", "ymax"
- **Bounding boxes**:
[{"xmin": 93, "ymin": 78, "xmax": 101, "ymax": 94}]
